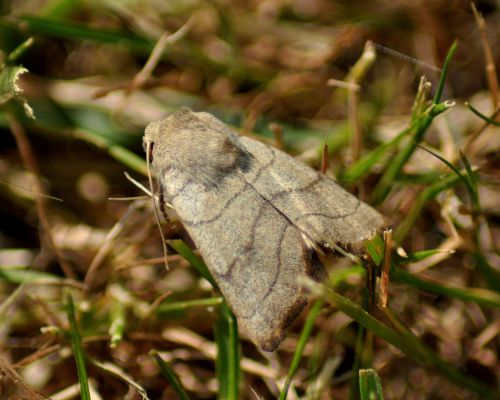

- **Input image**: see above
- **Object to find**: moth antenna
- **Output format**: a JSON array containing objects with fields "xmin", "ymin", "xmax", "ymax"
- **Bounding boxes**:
[
  {"xmin": 0, "ymin": 180, "xmax": 63, "ymax": 202},
  {"xmin": 372, "ymin": 42, "xmax": 441, "ymax": 73},
  {"xmin": 145, "ymin": 140, "xmax": 170, "ymax": 270}
]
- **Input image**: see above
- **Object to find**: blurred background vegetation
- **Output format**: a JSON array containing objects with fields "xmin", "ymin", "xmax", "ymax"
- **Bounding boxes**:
[{"xmin": 0, "ymin": 0, "xmax": 498, "ymax": 399}]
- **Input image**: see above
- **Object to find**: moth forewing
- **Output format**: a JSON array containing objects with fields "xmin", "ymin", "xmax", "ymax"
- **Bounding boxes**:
[{"xmin": 144, "ymin": 107, "xmax": 384, "ymax": 351}]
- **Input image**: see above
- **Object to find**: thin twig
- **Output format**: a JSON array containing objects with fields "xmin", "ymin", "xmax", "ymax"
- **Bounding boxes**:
[
  {"xmin": 327, "ymin": 79, "xmax": 360, "ymax": 92},
  {"xmin": 345, "ymin": 41, "xmax": 376, "ymax": 163},
  {"xmin": 471, "ymin": 3, "xmax": 500, "ymax": 109},
  {"xmin": 140, "ymin": 291, "xmax": 173, "ymax": 325},
  {"xmin": 162, "ymin": 327, "xmax": 277, "ymax": 379},
  {"xmin": 128, "ymin": 18, "xmax": 193, "ymax": 94},
  {"xmin": 93, "ymin": 18, "xmax": 193, "ymax": 101},
  {"xmin": 321, "ymin": 139, "xmax": 329, "ymax": 174},
  {"xmin": 84, "ymin": 201, "xmax": 142, "ymax": 286},
  {"xmin": 0, "ymin": 180, "xmax": 63, "ymax": 201},
  {"xmin": 13, "ymin": 343, "xmax": 60, "ymax": 368},
  {"xmin": 116, "ymin": 255, "xmax": 183, "ymax": 271},
  {"xmin": 0, "ymin": 357, "xmax": 48, "ymax": 400},
  {"xmin": 379, "ymin": 229, "xmax": 392, "ymax": 308},
  {"xmin": 6, "ymin": 113, "xmax": 76, "ymax": 279},
  {"xmin": 269, "ymin": 123, "xmax": 283, "ymax": 150}
]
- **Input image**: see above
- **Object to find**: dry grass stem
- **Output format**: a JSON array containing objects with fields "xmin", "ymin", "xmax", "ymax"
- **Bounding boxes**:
[
  {"xmin": 162, "ymin": 327, "xmax": 278, "ymax": 379},
  {"xmin": 471, "ymin": 3, "xmax": 500, "ymax": 109},
  {"xmin": 6, "ymin": 113, "xmax": 76, "ymax": 279}
]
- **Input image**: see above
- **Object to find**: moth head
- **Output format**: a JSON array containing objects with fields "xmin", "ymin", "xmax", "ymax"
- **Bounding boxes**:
[
  {"xmin": 143, "ymin": 119, "xmax": 163, "ymax": 165},
  {"xmin": 143, "ymin": 108, "xmax": 252, "ymax": 187}
]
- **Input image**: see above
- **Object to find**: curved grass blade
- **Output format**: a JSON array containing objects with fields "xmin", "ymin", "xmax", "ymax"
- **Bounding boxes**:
[
  {"xmin": 465, "ymin": 102, "xmax": 500, "ymax": 126},
  {"xmin": 65, "ymin": 291, "xmax": 91, "ymax": 400},
  {"xmin": 417, "ymin": 144, "xmax": 477, "ymax": 208},
  {"xmin": 17, "ymin": 16, "xmax": 153, "ymax": 52},
  {"xmin": 341, "ymin": 126, "xmax": 411, "ymax": 184},
  {"xmin": 359, "ymin": 368, "xmax": 384, "ymax": 400},
  {"xmin": 168, "ymin": 239, "xmax": 216, "ymax": 287},
  {"xmin": 151, "ymin": 350, "xmax": 191, "ymax": 400},
  {"xmin": 214, "ymin": 301, "xmax": 240, "ymax": 400},
  {"xmin": 74, "ymin": 128, "xmax": 148, "ymax": 176},
  {"xmin": 156, "ymin": 297, "xmax": 223, "ymax": 316},
  {"xmin": 433, "ymin": 41, "xmax": 458, "ymax": 104},
  {"xmin": 394, "ymin": 170, "xmax": 463, "ymax": 243},
  {"xmin": 300, "ymin": 277, "xmax": 498, "ymax": 399},
  {"xmin": 393, "ymin": 268, "xmax": 500, "ymax": 308},
  {"xmin": 279, "ymin": 299, "xmax": 324, "ymax": 400},
  {"xmin": 372, "ymin": 42, "xmax": 458, "ymax": 205}
]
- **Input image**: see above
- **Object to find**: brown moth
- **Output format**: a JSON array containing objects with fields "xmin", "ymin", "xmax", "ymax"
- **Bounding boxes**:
[{"xmin": 144, "ymin": 108, "xmax": 384, "ymax": 351}]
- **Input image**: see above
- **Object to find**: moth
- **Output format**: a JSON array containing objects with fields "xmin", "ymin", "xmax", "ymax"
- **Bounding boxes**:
[{"xmin": 144, "ymin": 108, "xmax": 384, "ymax": 351}]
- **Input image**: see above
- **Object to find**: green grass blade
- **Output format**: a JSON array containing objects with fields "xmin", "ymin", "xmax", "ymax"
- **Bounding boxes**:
[
  {"xmin": 214, "ymin": 301, "xmax": 240, "ymax": 400},
  {"xmin": 394, "ymin": 170, "xmax": 463, "ymax": 243},
  {"xmin": 0, "ymin": 282, "xmax": 24, "ymax": 319},
  {"xmin": 432, "ymin": 41, "xmax": 458, "ymax": 104},
  {"xmin": 300, "ymin": 277, "xmax": 498, "ymax": 398},
  {"xmin": 65, "ymin": 291, "xmax": 91, "ymax": 400},
  {"xmin": 473, "ymin": 252, "xmax": 500, "ymax": 292},
  {"xmin": 365, "ymin": 234, "xmax": 385, "ymax": 266},
  {"xmin": 393, "ymin": 268, "xmax": 500, "ymax": 307},
  {"xmin": 0, "ymin": 65, "xmax": 27, "ymax": 95},
  {"xmin": 151, "ymin": 350, "xmax": 191, "ymax": 400},
  {"xmin": 459, "ymin": 151, "xmax": 480, "ymax": 212},
  {"xmin": 351, "ymin": 321, "xmax": 367, "ymax": 400},
  {"xmin": 341, "ymin": 126, "xmax": 412, "ymax": 184},
  {"xmin": 0, "ymin": 65, "xmax": 34, "ymax": 118},
  {"xmin": 6, "ymin": 37, "xmax": 34, "ymax": 64},
  {"xmin": 279, "ymin": 299, "xmax": 324, "ymax": 400},
  {"xmin": 39, "ymin": 0, "xmax": 81, "ymax": 19},
  {"xmin": 168, "ymin": 239, "xmax": 216, "ymax": 287},
  {"xmin": 74, "ymin": 128, "xmax": 148, "ymax": 176},
  {"xmin": 300, "ymin": 278, "xmax": 425, "ymax": 362},
  {"xmin": 156, "ymin": 297, "xmax": 223, "ymax": 316},
  {"xmin": 328, "ymin": 265, "xmax": 366, "ymax": 288},
  {"xmin": 465, "ymin": 102, "xmax": 500, "ymax": 126},
  {"xmin": 372, "ymin": 42, "xmax": 458, "ymax": 205},
  {"xmin": 370, "ymin": 111, "xmax": 435, "ymax": 205},
  {"xmin": 359, "ymin": 368, "xmax": 384, "ymax": 400},
  {"xmin": 417, "ymin": 145, "xmax": 481, "ymax": 217},
  {"xmin": 16, "ymin": 16, "xmax": 153, "ymax": 52},
  {"xmin": 417, "ymin": 144, "xmax": 472, "ymax": 192},
  {"xmin": 109, "ymin": 296, "xmax": 126, "ymax": 348},
  {"xmin": 0, "ymin": 266, "xmax": 63, "ymax": 283},
  {"xmin": 402, "ymin": 249, "xmax": 455, "ymax": 263}
]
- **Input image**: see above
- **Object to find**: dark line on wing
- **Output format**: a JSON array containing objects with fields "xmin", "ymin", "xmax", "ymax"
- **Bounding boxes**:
[
  {"xmin": 179, "ymin": 148, "xmax": 276, "ymax": 227},
  {"xmin": 166, "ymin": 177, "xmax": 193, "ymax": 203},
  {"xmin": 295, "ymin": 197, "xmax": 361, "ymax": 221},
  {"xmin": 267, "ymin": 175, "xmax": 322, "ymax": 201},
  {"xmin": 249, "ymin": 145, "xmax": 276, "ymax": 183},
  {"xmin": 216, "ymin": 198, "xmax": 268, "ymax": 280},
  {"xmin": 249, "ymin": 160, "xmax": 362, "ymax": 220},
  {"xmin": 180, "ymin": 183, "xmax": 251, "ymax": 227},
  {"xmin": 242, "ymin": 222, "xmax": 289, "ymax": 320}
]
